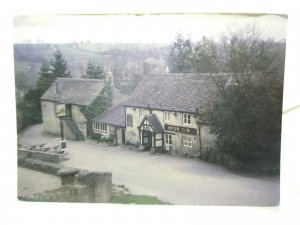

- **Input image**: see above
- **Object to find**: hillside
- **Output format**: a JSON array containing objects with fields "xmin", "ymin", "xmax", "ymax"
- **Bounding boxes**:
[{"xmin": 14, "ymin": 42, "xmax": 169, "ymax": 100}]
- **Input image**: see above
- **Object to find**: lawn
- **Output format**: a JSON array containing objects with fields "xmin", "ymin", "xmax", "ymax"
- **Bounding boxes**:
[{"xmin": 110, "ymin": 194, "xmax": 171, "ymax": 205}]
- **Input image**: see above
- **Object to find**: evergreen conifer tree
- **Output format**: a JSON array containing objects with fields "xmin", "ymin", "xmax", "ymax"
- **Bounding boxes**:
[
  {"xmin": 82, "ymin": 60, "xmax": 104, "ymax": 79},
  {"xmin": 17, "ymin": 50, "xmax": 70, "ymax": 132},
  {"xmin": 50, "ymin": 50, "xmax": 70, "ymax": 78}
]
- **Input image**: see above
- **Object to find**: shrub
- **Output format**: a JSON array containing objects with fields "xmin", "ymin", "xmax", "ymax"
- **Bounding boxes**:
[
  {"xmin": 100, "ymin": 135, "xmax": 115, "ymax": 145},
  {"xmin": 199, "ymin": 149, "xmax": 243, "ymax": 171}
]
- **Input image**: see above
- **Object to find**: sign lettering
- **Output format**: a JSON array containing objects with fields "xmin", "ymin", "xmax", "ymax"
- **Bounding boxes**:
[{"xmin": 164, "ymin": 124, "xmax": 197, "ymax": 135}]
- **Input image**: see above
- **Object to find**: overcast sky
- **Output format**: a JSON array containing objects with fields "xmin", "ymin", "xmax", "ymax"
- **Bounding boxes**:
[{"xmin": 13, "ymin": 13, "xmax": 287, "ymax": 44}]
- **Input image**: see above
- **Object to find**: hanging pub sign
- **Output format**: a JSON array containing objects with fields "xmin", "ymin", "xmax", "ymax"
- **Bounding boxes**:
[
  {"xmin": 164, "ymin": 124, "xmax": 197, "ymax": 135},
  {"xmin": 56, "ymin": 103, "xmax": 66, "ymax": 117}
]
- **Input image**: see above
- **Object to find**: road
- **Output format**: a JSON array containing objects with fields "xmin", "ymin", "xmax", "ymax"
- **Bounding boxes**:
[{"xmin": 18, "ymin": 124, "xmax": 280, "ymax": 206}]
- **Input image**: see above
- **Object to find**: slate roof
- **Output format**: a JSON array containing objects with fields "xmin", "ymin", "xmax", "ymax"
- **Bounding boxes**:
[
  {"xmin": 143, "ymin": 114, "xmax": 164, "ymax": 133},
  {"xmin": 92, "ymin": 103, "xmax": 125, "ymax": 127},
  {"xmin": 124, "ymin": 74, "xmax": 217, "ymax": 113},
  {"xmin": 41, "ymin": 78, "xmax": 105, "ymax": 106}
]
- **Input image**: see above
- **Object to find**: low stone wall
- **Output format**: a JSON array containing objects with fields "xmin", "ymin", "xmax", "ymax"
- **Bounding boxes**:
[
  {"xmin": 18, "ymin": 158, "xmax": 64, "ymax": 175},
  {"xmin": 32, "ymin": 170, "xmax": 112, "ymax": 203},
  {"xmin": 18, "ymin": 159, "xmax": 112, "ymax": 203},
  {"xmin": 18, "ymin": 149, "xmax": 65, "ymax": 163}
]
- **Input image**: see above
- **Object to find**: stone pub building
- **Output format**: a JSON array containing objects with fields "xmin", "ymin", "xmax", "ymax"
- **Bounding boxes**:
[
  {"xmin": 124, "ymin": 74, "xmax": 217, "ymax": 157},
  {"xmin": 40, "ymin": 72, "xmax": 217, "ymax": 158}
]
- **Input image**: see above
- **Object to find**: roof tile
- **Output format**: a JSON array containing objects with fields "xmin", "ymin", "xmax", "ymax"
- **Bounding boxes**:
[
  {"xmin": 41, "ymin": 78, "xmax": 105, "ymax": 106},
  {"xmin": 124, "ymin": 74, "xmax": 217, "ymax": 113}
]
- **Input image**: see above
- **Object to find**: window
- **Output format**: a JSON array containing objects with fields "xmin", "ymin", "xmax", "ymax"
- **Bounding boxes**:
[
  {"xmin": 183, "ymin": 113, "xmax": 191, "ymax": 125},
  {"xmin": 93, "ymin": 122, "xmax": 108, "ymax": 135},
  {"xmin": 139, "ymin": 108, "xmax": 146, "ymax": 117},
  {"xmin": 183, "ymin": 137, "xmax": 192, "ymax": 147},
  {"xmin": 127, "ymin": 114, "xmax": 133, "ymax": 127},
  {"xmin": 144, "ymin": 125, "xmax": 151, "ymax": 130},
  {"xmin": 78, "ymin": 123, "xmax": 85, "ymax": 130},
  {"xmin": 164, "ymin": 111, "xmax": 171, "ymax": 122}
]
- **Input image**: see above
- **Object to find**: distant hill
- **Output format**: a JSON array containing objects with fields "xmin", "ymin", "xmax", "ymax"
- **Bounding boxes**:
[{"xmin": 14, "ymin": 42, "xmax": 169, "ymax": 100}]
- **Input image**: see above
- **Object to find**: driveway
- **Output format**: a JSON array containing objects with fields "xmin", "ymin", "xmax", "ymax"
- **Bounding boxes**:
[{"xmin": 18, "ymin": 124, "xmax": 280, "ymax": 206}]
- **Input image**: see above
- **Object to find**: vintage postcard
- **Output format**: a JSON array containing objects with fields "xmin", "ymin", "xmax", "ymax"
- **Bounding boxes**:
[{"xmin": 14, "ymin": 13, "xmax": 286, "ymax": 207}]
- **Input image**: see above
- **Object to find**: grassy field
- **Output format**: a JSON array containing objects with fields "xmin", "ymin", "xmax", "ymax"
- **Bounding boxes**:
[
  {"xmin": 18, "ymin": 182, "xmax": 171, "ymax": 205},
  {"xmin": 110, "ymin": 194, "xmax": 171, "ymax": 205},
  {"xmin": 18, "ymin": 194, "xmax": 171, "ymax": 205}
]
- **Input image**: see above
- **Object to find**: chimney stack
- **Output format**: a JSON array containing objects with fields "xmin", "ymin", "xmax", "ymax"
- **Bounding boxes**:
[{"xmin": 143, "ymin": 58, "xmax": 156, "ymax": 76}]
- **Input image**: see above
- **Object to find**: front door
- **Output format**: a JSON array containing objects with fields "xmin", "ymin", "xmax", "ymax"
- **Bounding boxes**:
[
  {"xmin": 165, "ymin": 133, "xmax": 173, "ymax": 151},
  {"xmin": 142, "ymin": 130, "xmax": 152, "ymax": 149},
  {"xmin": 66, "ymin": 104, "xmax": 72, "ymax": 118},
  {"xmin": 122, "ymin": 128, "xmax": 125, "ymax": 145}
]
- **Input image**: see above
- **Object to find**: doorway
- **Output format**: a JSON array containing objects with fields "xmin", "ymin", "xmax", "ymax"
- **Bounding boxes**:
[
  {"xmin": 122, "ymin": 128, "xmax": 125, "ymax": 145},
  {"xmin": 66, "ymin": 104, "xmax": 72, "ymax": 118},
  {"xmin": 142, "ymin": 130, "xmax": 152, "ymax": 150},
  {"xmin": 165, "ymin": 133, "xmax": 173, "ymax": 151}
]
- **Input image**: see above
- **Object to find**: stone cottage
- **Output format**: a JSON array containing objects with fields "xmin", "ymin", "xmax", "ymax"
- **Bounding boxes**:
[
  {"xmin": 124, "ymin": 74, "xmax": 217, "ymax": 157},
  {"xmin": 41, "ymin": 76, "xmax": 128, "ymax": 141},
  {"xmin": 40, "ymin": 78, "xmax": 106, "ymax": 140},
  {"xmin": 92, "ymin": 103, "xmax": 126, "ymax": 145}
]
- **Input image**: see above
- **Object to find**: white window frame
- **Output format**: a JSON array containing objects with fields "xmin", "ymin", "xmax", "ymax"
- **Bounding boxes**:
[
  {"xmin": 93, "ymin": 122, "xmax": 108, "ymax": 135},
  {"xmin": 164, "ymin": 111, "xmax": 171, "ymax": 122},
  {"xmin": 183, "ymin": 113, "xmax": 191, "ymax": 125},
  {"xmin": 183, "ymin": 137, "xmax": 192, "ymax": 147}
]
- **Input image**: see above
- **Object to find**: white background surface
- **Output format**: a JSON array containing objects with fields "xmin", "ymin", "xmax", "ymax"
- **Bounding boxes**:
[{"xmin": 0, "ymin": 0, "xmax": 299, "ymax": 225}]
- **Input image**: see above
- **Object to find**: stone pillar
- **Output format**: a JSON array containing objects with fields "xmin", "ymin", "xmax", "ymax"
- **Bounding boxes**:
[
  {"xmin": 76, "ymin": 171, "xmax": 112, "ymax": 203},
  {"xmin": 57, "ymin": 168, "xmax": 79, "ymax": 185}
]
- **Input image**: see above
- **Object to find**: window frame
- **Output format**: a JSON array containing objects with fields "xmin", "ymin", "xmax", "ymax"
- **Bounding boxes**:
[
  {"xmin": 166, "ymin": 134, "xmax": 173, "ymax": 145},
  {"xmin": 165, "ymin": 133, "xmax": 173, "ymax": 151},
  {"xmin": 164, "ymin": 111, "xmax": 171, "ymax": 122},
  {"xmin": 93, "ymin": 122, "xmax": 108, "ymax": 135},
  {"xmin": 183, "ymin": 113, "xmax": 191, "ymax": 125},
  {"xmin": 183, "ymin": 137, "xmax": 192, "ymax": 147}
]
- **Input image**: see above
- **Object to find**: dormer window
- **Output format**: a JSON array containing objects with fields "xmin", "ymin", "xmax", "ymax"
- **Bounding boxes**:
[{"xmin": 183, "ymin": 113, "xmax": 191, "ymax": 125}]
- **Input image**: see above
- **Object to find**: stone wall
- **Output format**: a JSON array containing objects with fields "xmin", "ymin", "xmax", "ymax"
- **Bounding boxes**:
[
  {"xmin": 18, "ymin": 158, "xmax": 64, "ymax": 175},
  {"xmin": 18, "ymin": 159, "xmax": 112, "ymax": 203},
  {"xmin": 41, "ymin": 100, "xmax": 87, "ymax": 140},
  {"xmin": 41, "ymin": 100, "xmax": 60, "ymax": 136},
  {"xmin": 18, "ymin": 149, "xmax": 65, "ymax": 163},
  {"xmin": 74, "ymin": 170, "xmax": 112, "ymax": 203}
]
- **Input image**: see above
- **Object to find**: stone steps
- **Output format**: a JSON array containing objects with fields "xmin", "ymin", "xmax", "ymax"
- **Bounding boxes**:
[{"xmin": 63, "ymin": 117, "xmax": 85, "ymax": 141}]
